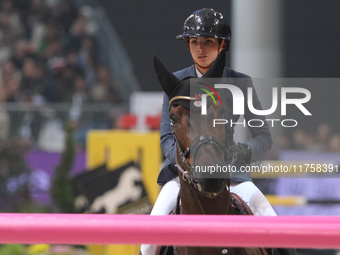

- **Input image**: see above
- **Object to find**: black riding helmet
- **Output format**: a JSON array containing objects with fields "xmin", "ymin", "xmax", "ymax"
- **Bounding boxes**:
[{"xmin": 176, "ymin": 8, "xmax": 231, "ymax": 51}]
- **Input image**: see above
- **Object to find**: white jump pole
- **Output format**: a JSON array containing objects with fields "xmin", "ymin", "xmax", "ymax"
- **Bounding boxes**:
[{"xmin": 0, "ymin": 214, "xmax": 340, "ymax": 249}]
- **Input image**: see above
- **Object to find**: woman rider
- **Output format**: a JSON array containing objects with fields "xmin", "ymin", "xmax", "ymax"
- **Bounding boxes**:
[{"xmin": 141, "ymin": 8, "xmax": 276, "ymax": 255}]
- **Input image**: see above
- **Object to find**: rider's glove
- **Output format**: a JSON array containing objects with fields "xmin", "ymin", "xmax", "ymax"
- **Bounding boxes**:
[{"xmin": 228, "ymin": 143, "xmax": 252, "ymax": 164}]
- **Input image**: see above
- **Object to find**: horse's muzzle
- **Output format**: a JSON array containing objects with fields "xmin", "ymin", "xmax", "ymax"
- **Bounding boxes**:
[{"xmin": 190, "ymin": 136, "xmax": 229, "ymax": 195}]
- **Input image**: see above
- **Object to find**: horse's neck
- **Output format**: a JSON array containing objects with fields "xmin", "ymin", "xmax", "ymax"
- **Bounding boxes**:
[{"xmin": 179, "ymin": 177, "xmax": 233, "ymax": 215}]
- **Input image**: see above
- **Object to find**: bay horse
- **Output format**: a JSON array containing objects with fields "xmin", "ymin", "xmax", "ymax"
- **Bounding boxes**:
[{"xmin": 153, "ymin": 50, "xmax": 296, "ymax": 255}]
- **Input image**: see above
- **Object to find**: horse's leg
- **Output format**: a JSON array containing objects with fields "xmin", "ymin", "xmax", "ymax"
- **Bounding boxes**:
[
  {"xmin": 140, "ymin": 178, "xmax": 180, "ymax": 255},
  {"xmin": 179, "ymin": 247, "xmax": 235, "ymax": 255},
  {"xmin": 264, "ymin": 247, "xmax": 297, "ymax": 255},
  {"xmin": 230, "ymin": 181, "xmax": 277, "ymax": 216},
  {"xmin": 276, "ymin": 248, "xmax": 297, "ymax": 255}
]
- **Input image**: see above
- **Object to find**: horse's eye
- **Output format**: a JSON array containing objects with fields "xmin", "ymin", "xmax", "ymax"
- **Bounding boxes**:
[{"xmin": 170, "ymin": 114, "xmax": 180, "ymax": 125}]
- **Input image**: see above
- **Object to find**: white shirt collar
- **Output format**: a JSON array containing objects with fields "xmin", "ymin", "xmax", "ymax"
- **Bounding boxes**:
[{"xmin": 195, "ymin": 67, "xmax": 203, "ymax": 78}]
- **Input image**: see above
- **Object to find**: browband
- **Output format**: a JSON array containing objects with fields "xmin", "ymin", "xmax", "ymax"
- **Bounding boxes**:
[{"xmin": 169, "ymin": 96, "xmax": 196, "ymax": 108}]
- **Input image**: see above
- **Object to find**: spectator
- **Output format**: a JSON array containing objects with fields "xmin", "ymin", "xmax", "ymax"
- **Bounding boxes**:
[
  {"xmin": 0, "ymin": 30, "xmax": 11, "ymax": 66},
  {"xmin": 19, "ymin": 57, "xmax": 46, "ymax": 105},
  {"xmin": 51, "ymin": 64, "xmax": 81, "ymax": 102},
  {"xmin": 27, "ymin": 0, "xmax": 51, "ymax": 25},
  {"xmin": 54, "ymin": 0, "xmax": 77, "ymax": 34},
  {"xmin": 291, "ymin": 129, "xmax": 314, "ymax": 150},
  {"xmin": 71, "ymin": 74, "xmax": 88, "ymax": 103},
  {"xmin": 0, "ymin": 0, "xmax": 24, "ymax": 47},
  {"xmin": 35, "ymin": 19, "xmax": 63, "ymax": 58},
  {"xmin": 313, "ymin": 123, "xmax": 331, "ymax": 151},
  {"xmin": 0, "ymin": 59, "xmax": 21, "ymax": 87},
  {"xmin": 66, "ymin": 6, "xmax": 97, "ymax": 53},
  {"xmin": 10, "ymin": 39, "xmax": 36, "ymax": 70},
  {"xmin": 327, "ymin": 133, "xmax": 340, "ymax": 153},
  {"xmin": 78, "ymin": 35, "xmax": 99, "ymax": 87},
  {"xmin": 70, "ymin": 6, "xmax": 97, "ymax": 37},
  {"xmin": 90, "ymin": 65, "xmax": 121, "ymax": 104},
  {"xmin": 0, "ymin": 86, "xmax": 10, "ymax": 140},
  {"xmin": 0, "ymin": 59, "xmax": 21, "ymax": 102},
  {"xmin": 4, "ymin": 78, "xmax": 20, "ymax": 102}
]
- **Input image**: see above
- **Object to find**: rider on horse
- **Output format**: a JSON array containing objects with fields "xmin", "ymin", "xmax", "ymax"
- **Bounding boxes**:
[{"xmin": 141, "ymin": 8, "xmax": 277, "ymax": 255}]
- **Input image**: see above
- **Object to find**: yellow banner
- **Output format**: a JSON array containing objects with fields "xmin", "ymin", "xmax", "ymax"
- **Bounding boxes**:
[{"xmin": 86, "ymin": 130, "xmax": 162, "ymax": 255}]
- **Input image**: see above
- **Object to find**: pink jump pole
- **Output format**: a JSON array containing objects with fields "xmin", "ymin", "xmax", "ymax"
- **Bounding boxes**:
[{"xmin": 0, "ymin": 214, "xmax": 339, "ymax": 249}]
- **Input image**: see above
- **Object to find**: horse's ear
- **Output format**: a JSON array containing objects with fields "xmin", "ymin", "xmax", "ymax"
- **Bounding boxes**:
[
  {"xmin": 202, "ymin": 49, "xmax": 226, "ymax": 78},
  {"xmin": 153, "ymin": 56, "xmax": 180, "ymax": 97}
]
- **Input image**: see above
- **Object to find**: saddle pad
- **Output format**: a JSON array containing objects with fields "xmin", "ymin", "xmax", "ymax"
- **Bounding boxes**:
[{"xmin": 230, "ymin": 192, "xmax": 254, "ymax": 215}]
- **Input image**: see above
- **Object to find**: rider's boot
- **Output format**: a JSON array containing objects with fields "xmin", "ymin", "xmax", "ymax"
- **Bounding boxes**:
[{"xmin": 140, "ymin": 178, "xmax": 180, "ymax": 255}]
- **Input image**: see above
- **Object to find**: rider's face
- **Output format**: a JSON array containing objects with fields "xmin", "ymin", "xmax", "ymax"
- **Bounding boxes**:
[{"xmin": 188, "ymin": 37, "xmax": 221, "ymax": 73}]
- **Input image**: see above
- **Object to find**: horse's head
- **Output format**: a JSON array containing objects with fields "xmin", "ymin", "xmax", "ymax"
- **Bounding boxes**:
[{"xmin": 154, "ymin": 50, "xmax": 230, "ymax": 197}]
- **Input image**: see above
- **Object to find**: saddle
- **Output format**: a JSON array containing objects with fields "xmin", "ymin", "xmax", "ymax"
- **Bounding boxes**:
[
  {"xmin": 158, "ymin": 193, "xmax": 296, "ymax": 255},
  {"xmin": 230, "ymin": 192, "xmax": 253, "ymax": 215},
  {"xmin": 158, "ymin": 193, "xmax": 262, "ymax": 255}
]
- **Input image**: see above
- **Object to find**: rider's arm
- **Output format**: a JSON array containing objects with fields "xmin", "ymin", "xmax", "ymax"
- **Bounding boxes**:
[
  {"xmin": 160, "ymin": 93, "xmax": 178, "ymax": 165},
  {"xmin": 243, "ymin": 78, "xmax": 273, "ymax": 163}
]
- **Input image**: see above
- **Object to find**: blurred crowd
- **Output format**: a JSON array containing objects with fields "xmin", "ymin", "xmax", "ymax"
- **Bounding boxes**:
[
  {"xmin": 278, "ymin": 123, "xmax": 340, "ymax": 153},
  {"xmin": 0, "ymin": 0, "xmax": 338, "ymax": 155},
  {"xmin": 0, "ymin": 0, "xmax": 122, "ymax": 105}
]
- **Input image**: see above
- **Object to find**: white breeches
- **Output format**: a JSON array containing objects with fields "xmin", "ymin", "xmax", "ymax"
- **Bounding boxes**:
[
  {"xmin": 140, "ymin": 178, "xmax": 276, "ymax": 255},
  {"xmin": 148, "ymin": 178, "xmax": 181, "ymax": 216}
]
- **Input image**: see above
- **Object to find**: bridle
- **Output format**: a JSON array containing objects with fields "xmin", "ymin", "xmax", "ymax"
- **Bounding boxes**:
[
  {"xmin": 173, "ymin": 131, "xmax": 231, "ymax": 197},
  {"xmin": 170, "ymin": 99, "xmax": 235, "ymax": 255},
  {"xmin": 170, "ymin": 99, "xmax": 235, "ymax": 197}
]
